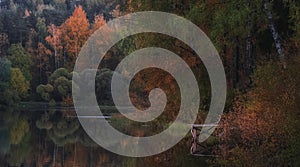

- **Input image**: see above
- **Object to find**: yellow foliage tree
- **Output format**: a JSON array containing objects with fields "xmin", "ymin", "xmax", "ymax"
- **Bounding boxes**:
[{"xmin": 10, "ymin": 68, "xmax": 30, "ymax": 98}]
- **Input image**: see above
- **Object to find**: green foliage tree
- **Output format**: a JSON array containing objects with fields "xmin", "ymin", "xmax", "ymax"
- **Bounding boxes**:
[
  {"xmin": 48, "ymin": 68, "xmax": 73, "ymax": 102},
  {"xmin": 0, "ymin": 58, "xmax": 21, "ymax": 106},
  {"xmin": 36, "ymin": 84, "xmax": 54, "ymax": 101},
  {"xmin": 36, "ymin": 68, "xmax": 73, "ymax": 103},
  {"xmin": 7, "ymin": 44, "xmax": 32, "ymax": 81},
  {"xmin": 54, "ymin": 76, "xmax": 72, "ymax": 97},
  {"xmin": 48, "ymin": 67, "xmax": 72, "ymax": 84},
  {"xmin": 35, "ymin": 17, "xmax": 47, "ymax": 43}
]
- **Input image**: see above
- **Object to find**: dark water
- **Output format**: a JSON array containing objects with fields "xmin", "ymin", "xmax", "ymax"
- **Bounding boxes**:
[{"xmin": 0, "ymin": 106, "xmax": 208, "ymax": 166}]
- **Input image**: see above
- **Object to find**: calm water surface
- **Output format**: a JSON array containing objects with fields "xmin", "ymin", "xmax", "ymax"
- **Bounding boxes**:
[{"xmin": 0, "ymin": 106, "xmax": 208, "ymax": 166}]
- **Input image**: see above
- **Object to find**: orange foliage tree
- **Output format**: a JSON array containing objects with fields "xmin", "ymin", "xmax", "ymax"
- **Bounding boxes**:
[
  {"xmin": 91, "ymin": 14, "xmax": 106, "ymax": 34},
  {"xmin": 45, "ymin": 24, "xmax": 62, "ymax": 69},
  {"xmin": 212, "ymin": 61, "xmax": 299, "ymax": 166},
  {"xmin": 60, "ymin": 5, "xmax": 90, "ymax": 70},
  {"xmin": 37, "ymin": 42, "xmax": 52, "ymax": 78}
]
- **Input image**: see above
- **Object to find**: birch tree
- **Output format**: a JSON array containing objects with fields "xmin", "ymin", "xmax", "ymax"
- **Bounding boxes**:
[{"xmin": 264, "ymin": 0, "xmax": 287, "ymax": 68}]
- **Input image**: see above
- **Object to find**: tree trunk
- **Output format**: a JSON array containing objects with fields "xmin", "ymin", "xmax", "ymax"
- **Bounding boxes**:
[
  {"xmin": 246, "ymin": 0, "xmax": 254, "ymax": 80},
  {"xmin": 233, "ymin": 36, "xmax": 240, "ymax": 88},
  {"xmin": 264, "ymin": 0, "xmax": 287, "ymax": 69},
  {"xmin": 54, "ymin": 47, "xmax": 57, "ymax": 70}
]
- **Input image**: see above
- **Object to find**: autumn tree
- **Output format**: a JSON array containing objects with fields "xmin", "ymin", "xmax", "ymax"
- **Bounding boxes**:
[
  {"xmin": 45, "ymin": 24, "xmax": 62, "ymax": 69},
  {"xmin": 26, "ymin": 18, "xmax": 50, "ymax": 86},
  {"xmin": 91, "ymin": 14, "xmax": 106, "ymax": 34},
  {"xmin": 212, "ymin": 61, "xmax": 300, "ymax": 166},
  {"xmin": 60, "ymin": 5, "xmax": 90, "ymax": 70},
  {"xmin": 36, "ymin": 42, "xmax": 52, "ymax": 82}
]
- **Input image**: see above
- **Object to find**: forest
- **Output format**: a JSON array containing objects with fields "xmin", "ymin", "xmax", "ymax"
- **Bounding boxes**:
[{"xmin": 0, "ymin": 0, "xmax": 300, "ymax": 166}]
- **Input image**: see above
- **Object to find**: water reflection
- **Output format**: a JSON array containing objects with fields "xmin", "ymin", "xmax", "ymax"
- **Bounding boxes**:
[{"xmin": 0, "ymin": 106, "xmax": 208, "ymax": 166}]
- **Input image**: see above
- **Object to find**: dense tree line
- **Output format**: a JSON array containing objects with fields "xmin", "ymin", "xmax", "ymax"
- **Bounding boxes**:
[{"xmin": 0, "ymin": 0, "xmax": 299, "ymax": 166}]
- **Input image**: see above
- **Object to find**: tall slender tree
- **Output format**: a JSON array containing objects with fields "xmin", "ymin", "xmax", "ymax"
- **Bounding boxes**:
[
  {"xmin": 264, "ymin": 0, "xmax": 287, "ymax": 68},
  {"xmin": 45, "ymin": 24, "xmax": 62, "ymax": 69}
]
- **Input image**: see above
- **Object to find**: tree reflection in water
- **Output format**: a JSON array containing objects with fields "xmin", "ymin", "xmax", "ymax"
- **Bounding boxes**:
[{"xmin": 0, "ymin": 107, "xmax": 208, "ymax": 166}]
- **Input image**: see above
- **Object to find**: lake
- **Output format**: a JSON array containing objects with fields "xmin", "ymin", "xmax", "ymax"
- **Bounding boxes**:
[{"xmin": 0, "ymin": 105, "xmax": 209, "ymax": 166}]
